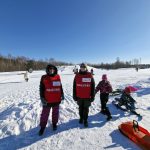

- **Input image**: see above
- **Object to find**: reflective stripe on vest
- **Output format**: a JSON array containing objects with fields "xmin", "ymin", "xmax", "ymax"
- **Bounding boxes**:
[
  {"xmin": 43, "ymin": 75, "xmax": 62, "ymax": 103},
  {"xmin": 75, "ymin": 73, "xmax": 92, "ymax": 99}
]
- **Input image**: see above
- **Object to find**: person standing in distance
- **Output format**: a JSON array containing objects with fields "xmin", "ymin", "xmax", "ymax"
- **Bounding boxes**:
[
  {"xmin": 39, "ymin": 64, "xmax": 64, "ymax": 136},
  {"xmin": 24, "ymin": 71, "xmax": 29, "ymax": 82},
  {"xmin": 73, "ymin": 63, "xmax": 95, "ymax": 127}
]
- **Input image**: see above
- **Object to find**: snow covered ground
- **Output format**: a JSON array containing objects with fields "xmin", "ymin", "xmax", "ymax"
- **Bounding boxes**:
[{"xmin": 0, "ymin": 66, "xmax": 150, "ymax": 150}]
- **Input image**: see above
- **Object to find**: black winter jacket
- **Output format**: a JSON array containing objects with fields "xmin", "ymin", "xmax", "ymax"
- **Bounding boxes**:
[{"xmin": 40, "ymin": 64, "xmax": 64, "ymax": 107}]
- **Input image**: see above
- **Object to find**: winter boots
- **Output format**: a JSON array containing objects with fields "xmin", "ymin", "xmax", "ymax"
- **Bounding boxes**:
[
  {"xmin": 79, "ymin": 118, "xmax": 88, "ymax": 127},
  {"xmin": 53, "ymin": 124, "xmax": 57, "ymax": 131},
  {"xmin": 107, "ymin": 115, "xmax": 112, "ymax": 121},
  {"xmin": 39, "ymin": 127, "xmax": 45, "ymax": 136},
  {"xmin": 100, "ymin": 110, "xmax": 106, "ymax": 115},
  {"xmin": 39, "ymin": 124, "xmax": 57, "ymax": 136},
  {"xmin": 79, "ymin": 118, "xmax": 83, "ymax": 124},
  {"xmin": 101, "ymin": 108, "xmax": 112, "ymax": 121},
  {"xmin": 84, "ymin": 121, "xmax": 88, "ymax": 127}
]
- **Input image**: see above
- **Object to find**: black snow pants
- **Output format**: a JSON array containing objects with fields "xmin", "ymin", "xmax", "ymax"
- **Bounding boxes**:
[
  {"xmin": 100, "ymin": 93, "xmax": 111, "ymax": 117},
  {"xmin": 77, "ymin": 99, "xmax": 91, "ymax": 122}
]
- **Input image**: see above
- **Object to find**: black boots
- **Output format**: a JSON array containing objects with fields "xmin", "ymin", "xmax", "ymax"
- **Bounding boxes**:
[
  {"xmin": 101, "ymin": 107, "xmax": 112, "ymax": 121},
  {"xmin": 79, "ymin": 118, "xmax": 88, "ymax": 127},
  {"xmin": 107, "ymin": 115, "xmax": 112, "ymax": 121},
  {"xmin": 39, "ymin": 127, "xmax": 45, "ymax": 136},
  {"xmin": 53, "ymin": 124, "xmax": 57, "ymax": 131},
  {"xmin": 79, "ymin": 118, "xmax": 83, "ymax": 124},
  {"xmin": 100, "ymin": 109, "xmax": 106, "ymax": 115},
  {"xmin": 39, "ymin": 124, "xmax": 57, "ymax": 136},
  {"xmin": 84, "ymin": 121, "xmax": 88, "ymax": 127}
]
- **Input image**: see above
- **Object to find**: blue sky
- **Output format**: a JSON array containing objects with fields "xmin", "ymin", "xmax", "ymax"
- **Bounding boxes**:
[{"xmin": 0, "ymin": 0, "xmax": 150, "ymax": 64}]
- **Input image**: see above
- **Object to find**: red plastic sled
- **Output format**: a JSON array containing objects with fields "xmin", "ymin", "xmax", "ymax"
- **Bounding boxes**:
[{"xmin": 118, "ymin": 120, "xmax": 150, "ymax": 150}]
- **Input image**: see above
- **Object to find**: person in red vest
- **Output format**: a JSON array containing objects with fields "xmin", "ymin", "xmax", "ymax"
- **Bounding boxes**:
[
  {"xmin": 39, "ymin": 64, "xmax": 64, "ymax": 136},
  {"xmin": 95, "ymin": 74, "xmax": 113, "ymax": 121},
  {"xmin": 73, "ymin": 63, "xmax": 95, "ymax": 127}
]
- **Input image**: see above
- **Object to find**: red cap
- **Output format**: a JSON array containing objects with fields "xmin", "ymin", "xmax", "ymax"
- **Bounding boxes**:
[{"xmin": 124, "ymin": 87, "xmax": 131, "ymax": 93}]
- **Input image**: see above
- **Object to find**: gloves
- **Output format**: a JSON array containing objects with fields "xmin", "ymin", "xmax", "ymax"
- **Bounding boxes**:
[
  {"xmin": 90, "ymin": 97, "xmax": 95, "ymax": 102},
  {"xmin": 61, "ymin": 94, "xmax": 65, "ymax": 100},
  {"xmin": 41, "ymin": 97, "xmax": 47, "ymax": 106},
  {"xmin": 73, "ymin": 96, "xmax": 77, "ymax": 101},
  {"xmin": 94, "ymin": 90, "xmax": 97, "ymax": 96}
]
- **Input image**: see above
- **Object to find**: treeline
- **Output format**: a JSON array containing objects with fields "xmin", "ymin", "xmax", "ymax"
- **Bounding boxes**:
[
  {"xmin": 0, "ymin": 54, "xmax": 150, "ymax": 72},
  {"xmin": 88, "ymin": 61, "xmax": 131, "ymax": 70},
  {"xmin": 0, "ymin": 54, "xmax": 73, "ymax": 72},
  {"xmin": 88, "ymin": 58, "xmax": 150, "ymax": 70}
]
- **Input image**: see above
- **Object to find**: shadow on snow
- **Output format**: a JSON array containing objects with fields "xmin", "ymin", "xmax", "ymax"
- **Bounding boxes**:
[
  {"xmin": 0, "ymin": 113, "xmax": 107, "ymax": 150},
  {"xmin": 136, "ymin": 87, "xmax": 150, "ymax": 97},
  {"xmin": 104, "ymin": 129, "xmax": 140, "ymax": 150}
]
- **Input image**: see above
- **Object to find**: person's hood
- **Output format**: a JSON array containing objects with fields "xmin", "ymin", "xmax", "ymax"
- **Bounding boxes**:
[{"xmin": 46, "ymin": 64, "xmax": 58, "ymax": 75}]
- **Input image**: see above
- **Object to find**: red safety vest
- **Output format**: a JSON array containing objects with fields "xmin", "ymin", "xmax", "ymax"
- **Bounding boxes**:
[
  {"xmin": 75, "ymin": 72, "xmax": 92, "ymax": 99},
  {"xmin": 43, "ymin": 75, "xmax": 62, "ymax": 103}
]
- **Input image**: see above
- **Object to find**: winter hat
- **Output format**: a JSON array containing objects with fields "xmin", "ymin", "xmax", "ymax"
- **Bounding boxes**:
[
  {"xmin": 80, "ymin": 63, "xmax": 87, "ymax": 68},
  {"xmin": 102, "ymin": 74, "xmax": 107, "ymax": 80},
  {"xmin": 80, "ymin": 63, "xmax": 88, "ymax": 71},
  {"xmin": 124, "ymin": 87, "xmax": 131, "ymax": 94}
]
